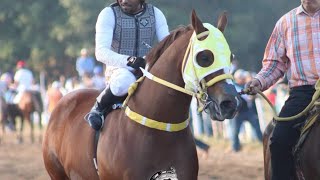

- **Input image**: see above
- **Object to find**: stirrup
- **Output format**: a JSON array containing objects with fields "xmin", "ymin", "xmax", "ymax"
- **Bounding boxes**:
[{"xmin": 84, "ymin": 110, "xmax": 105, "ymax": 130}]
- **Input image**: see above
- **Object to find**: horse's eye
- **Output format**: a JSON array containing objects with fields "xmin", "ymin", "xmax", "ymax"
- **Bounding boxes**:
[{"xmin": 196, "ymin": 50, "xmax": 214, "ymax": 67}]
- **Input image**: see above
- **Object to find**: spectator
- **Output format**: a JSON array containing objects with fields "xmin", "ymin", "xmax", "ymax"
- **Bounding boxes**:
[
  {"xmin": 0, "ymin": 72, "xmax": 12, "ymax": 96},
  {"xmin": 229, "ymin": 69, "xmax": 263, "ymax": 152},
  {"xmin": 92, "ymin": 66, "xmax": 106, "ymax": 91},
  {"xmin": 46, "ymin": 81, "xmax": 63, "ymax": 115},
  {"xmin": 76, "ymin": 48, "xmax": 95, "ymax": 79}
]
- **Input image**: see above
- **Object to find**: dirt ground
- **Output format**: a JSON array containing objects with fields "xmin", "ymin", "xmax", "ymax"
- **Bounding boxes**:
[{"xmin": 0, "ymin": 130, "xmax": 264, "ymax": 180}]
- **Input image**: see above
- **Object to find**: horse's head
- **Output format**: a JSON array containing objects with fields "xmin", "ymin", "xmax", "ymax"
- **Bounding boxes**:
[{"xmin": 181, "ymin": 10, "xmax": 241, "ymax": 121}]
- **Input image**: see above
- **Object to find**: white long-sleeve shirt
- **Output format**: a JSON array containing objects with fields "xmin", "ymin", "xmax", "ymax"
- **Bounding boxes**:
[
  {"xmin": 95, "ymin": 5, "xmax": 169, "ymax": 69},
  {"xmin": 14, "ymin": 68, "xmax": 33, "ymax": 92}
]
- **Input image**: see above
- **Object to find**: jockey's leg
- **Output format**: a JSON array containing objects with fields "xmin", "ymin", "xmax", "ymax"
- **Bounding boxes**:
[
  {"xmin": 85, "ymin": 88, "xmax": 120, "ymax": 131},
  {"xmin": 85, "ymin": 68, "xmax": 136, "ymax": 131},
  {"xmin": 13, "ymin": 91, "xmax": 23, "ymax": 104}
]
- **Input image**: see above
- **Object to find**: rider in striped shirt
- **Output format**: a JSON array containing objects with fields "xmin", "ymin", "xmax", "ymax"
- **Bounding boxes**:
[{"xmin": 246, "ymin": 0, "xmax": 320, "ymax": 179}]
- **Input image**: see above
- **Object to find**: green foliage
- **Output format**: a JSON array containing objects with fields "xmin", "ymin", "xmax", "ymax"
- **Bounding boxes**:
[{"xmin": 0, "ymin": 0, "xmax": 299, "ymax": 80}]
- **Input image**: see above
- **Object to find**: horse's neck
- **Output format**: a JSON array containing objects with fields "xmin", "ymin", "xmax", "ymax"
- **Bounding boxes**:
[{"xmin": 129, "ymin": 42, "xmax": 192, "ymax": 124}]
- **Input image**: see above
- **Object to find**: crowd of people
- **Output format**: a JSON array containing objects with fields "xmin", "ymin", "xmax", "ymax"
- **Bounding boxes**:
[{"xmin": 0, "ymin": 49, "xmax": 107, "ymax": 125}]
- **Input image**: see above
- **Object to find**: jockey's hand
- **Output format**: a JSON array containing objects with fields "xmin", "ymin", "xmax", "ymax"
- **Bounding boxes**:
[
  {"xmin": 243, "ymin": 78, "xmax": 262, "ymax": 95},
  {"xmin": 127, "ymin": 56, "xmax": 146, "ymax": 70}
]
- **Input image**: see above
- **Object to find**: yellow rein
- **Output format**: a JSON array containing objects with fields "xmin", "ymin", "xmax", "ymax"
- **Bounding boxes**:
[
  {"xmin": 140, "ymin": 68, "xmax": 233, "ymax": 100},
  {"xmin": 242, "ymin": 79, "xmax": 320, "ymax": 122}
]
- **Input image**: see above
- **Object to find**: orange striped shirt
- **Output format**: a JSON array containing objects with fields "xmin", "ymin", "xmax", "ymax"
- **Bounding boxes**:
[{"xmin": 256, "ymin": 5, "xmax": 320, "ymax": 90}]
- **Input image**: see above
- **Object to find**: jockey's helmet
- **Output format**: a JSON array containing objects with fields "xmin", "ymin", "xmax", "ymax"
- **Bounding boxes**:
[{"xmin": 16, "ymin": 60, "xmax": 26, "ymax": 68}]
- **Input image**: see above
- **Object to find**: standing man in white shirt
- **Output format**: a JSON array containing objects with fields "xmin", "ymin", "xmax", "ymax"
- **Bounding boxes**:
[{"xmin": 85, "ymin": 0, "xmax": 169, "ymax": 131}]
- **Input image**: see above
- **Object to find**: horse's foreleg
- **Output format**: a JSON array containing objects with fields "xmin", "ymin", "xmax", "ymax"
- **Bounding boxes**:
[
  {"xmin": 0, "ymin": 117, "xmax": 5, "ymax": 144},
  {"xmin": 38, "ymin": 112, "xmax": 43, "ymax": 143},
  {"xmin": 18, "ymin": 115, "xmax": 24, "ymax": 144},
  {"xmin": 30, "ymin": 114, "xmax": 35, "ymax": 143}
]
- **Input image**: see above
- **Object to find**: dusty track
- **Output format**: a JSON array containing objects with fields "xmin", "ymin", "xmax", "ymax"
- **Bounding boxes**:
[{"xmin": 0, "ymin": 132, "xmax": 263, "ymax": 180}]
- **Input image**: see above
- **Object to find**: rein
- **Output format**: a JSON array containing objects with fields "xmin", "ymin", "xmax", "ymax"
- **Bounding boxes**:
[
  {"xmin": 241, "ymin": 79, "xmax": 320, "ymax": 122},
  {"xmin": 140, "ymin": 68, "xmax": 233, "ymax": 105}
]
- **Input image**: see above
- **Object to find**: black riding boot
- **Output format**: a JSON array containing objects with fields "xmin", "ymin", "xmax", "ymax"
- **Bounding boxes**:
[{"xmin": 85, "ymin": 88, "xmax": 123, "ymax": 131}]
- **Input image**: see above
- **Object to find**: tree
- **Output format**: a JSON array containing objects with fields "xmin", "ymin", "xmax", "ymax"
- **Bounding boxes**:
[{"xmin": 0, "ymin": 0, "xmax": 299, "ymax": 82}]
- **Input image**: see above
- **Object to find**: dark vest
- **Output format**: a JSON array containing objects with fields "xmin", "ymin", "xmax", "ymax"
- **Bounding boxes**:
[{"xmin": 111, "ymin": 3, "xmax": 156, "ymax": 57}]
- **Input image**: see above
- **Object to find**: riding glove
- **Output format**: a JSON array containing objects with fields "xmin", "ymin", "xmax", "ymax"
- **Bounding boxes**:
[{"xmin": 127, "ymin": 56, "xmax": 146, "ymax": 70}]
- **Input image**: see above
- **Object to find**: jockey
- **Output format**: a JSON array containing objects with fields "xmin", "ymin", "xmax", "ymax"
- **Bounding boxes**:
[
  {"xmin": 13, "ymin": 60, "xmax": 34, "ymax": 103},
  {"xmin": 85, "ymin": 0, "xmax": 169, "ymax": 131}
]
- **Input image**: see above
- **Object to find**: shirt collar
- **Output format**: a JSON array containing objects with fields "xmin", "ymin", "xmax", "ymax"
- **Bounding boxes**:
[
  {"xmin": 296, "ymin": 5, "xmax": 320, "ymax": 17},
  {"xmin": 296, "ymin": 5, "xmax": 306, "ymax": 15}
]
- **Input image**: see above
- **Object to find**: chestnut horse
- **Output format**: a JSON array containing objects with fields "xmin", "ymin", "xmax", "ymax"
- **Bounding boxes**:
[
  {"xmin": 43, "ymin": 10, "xmax": 241, "ymax": 179},
  {"xmin": 263, "ymin": 111, "xmax": 320, "ymax": 180},
  {"xmin": 16, "ymin": 90, "xmax": 43, "ymax": 143}
]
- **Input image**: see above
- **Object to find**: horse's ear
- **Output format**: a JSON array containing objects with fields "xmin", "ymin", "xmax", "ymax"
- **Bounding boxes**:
[
  {"xmin": 191, "ymin": 9, "xmax": 206, "ymax": 34},
  {"xmin": 217, "ymin": 11, "xmax": 228, "ymax": 33}
]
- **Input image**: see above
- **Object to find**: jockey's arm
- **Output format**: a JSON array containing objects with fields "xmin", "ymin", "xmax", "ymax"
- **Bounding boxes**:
[
  {"xmin": 95, "ymin": 7, "xmax": 129, "ymax": 68},
  {"xmin": 154, "ymin": 7, "xmax": 170, "ymax": 42}
]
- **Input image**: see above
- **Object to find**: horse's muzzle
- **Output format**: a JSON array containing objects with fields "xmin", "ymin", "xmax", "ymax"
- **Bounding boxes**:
[{"xmin": 207, "ymin": 83, "xmax": 242, "ymax": 121}]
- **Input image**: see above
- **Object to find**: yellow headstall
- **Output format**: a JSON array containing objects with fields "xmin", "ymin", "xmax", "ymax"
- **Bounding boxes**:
[{"xmin": 123, "ymin": 23, "xmax": 234, "ymax": 132}]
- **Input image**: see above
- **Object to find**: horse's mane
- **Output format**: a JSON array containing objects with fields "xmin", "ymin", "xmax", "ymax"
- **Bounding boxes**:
[{"xmin": 145, "ymin": 25, "xmax": 193, "ymax": 69}]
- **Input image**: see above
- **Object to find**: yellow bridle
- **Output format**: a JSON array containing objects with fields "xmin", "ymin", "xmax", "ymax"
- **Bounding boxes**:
[{"xmin": 123, "ymin": 23, "xmax": 234, "ymax": 132}]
